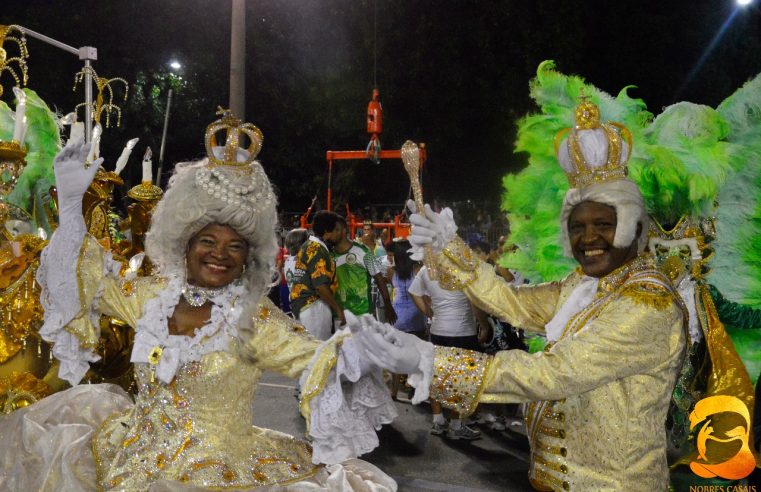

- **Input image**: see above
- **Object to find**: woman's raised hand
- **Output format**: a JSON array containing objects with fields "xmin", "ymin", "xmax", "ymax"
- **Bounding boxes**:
[{"xmin": 53, "ymin": 138, "xmax": 102, "ymax": 220}]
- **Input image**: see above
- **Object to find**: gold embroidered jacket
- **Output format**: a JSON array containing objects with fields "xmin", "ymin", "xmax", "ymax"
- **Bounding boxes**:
[{"xmin": 430, "ymin": 237, "xmax": 687, "ymax": 491}]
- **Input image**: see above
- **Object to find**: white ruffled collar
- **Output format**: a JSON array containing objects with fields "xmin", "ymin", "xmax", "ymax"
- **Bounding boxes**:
[{"xmin": 130, "ymin": 274, "xmax": 247, "ymax": 383}]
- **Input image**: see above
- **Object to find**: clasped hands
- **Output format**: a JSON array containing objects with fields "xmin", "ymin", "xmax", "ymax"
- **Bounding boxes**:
[
  {"xmin": 346, "ymin": 201, "xmax": 458, "ymax": 374},
  {"xmin": 345, "ymin": 311, "xmax": 422, "ymax": 375}
]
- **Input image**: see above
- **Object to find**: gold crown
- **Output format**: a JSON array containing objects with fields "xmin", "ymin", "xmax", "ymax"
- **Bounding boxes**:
[
  {"xmin": 555, "ymin": 96, "xmax": 633, "ymax": 188},
  {"xmin": 204, "ymin": 107, "xmax": 263, "ymax": 168}
]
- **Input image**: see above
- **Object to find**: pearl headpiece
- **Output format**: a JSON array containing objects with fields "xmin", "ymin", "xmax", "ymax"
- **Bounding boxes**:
[{"xmin": 194, "ymin": 109, "xmax": 275, "ymax": 213}]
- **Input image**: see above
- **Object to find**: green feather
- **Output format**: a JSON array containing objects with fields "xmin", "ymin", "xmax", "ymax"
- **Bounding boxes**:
[
  {"xmin": 709, "ymin": 74, "xmax": 761, "ymax": 309},
  {"xmin": 502, "ymin": 61, "xmax": 652, "ymax": 281},
  {"xmin": 502, "ymin": 63, "xmax": 761, "ymax": 379},
  {"xmin": 1, "ymin": 89, "xmax": 61, "ymax": 231}
]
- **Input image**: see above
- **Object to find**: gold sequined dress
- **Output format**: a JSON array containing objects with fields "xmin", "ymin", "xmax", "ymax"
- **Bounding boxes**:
[
  {"xmin": 0, "ymin": 223, "xmax": 398, "ymax": 491},
  {"xmin": 420, "ymin": 237, "xmax": 687, "ymax": 491}
]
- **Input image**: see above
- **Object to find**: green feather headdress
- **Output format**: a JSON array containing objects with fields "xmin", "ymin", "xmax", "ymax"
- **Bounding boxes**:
[
  {"xmin": 503, "ymin": 62, "xmax": 761, "ymax": 380},
  {"xmin": 503, "ymin": 61, "xmax": 759, "ymax": 290}
]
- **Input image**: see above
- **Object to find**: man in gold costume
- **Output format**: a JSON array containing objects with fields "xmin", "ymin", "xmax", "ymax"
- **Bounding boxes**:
[{"xmin": 355, "ymin": 100, "xmax": 689, "ymax": 491}]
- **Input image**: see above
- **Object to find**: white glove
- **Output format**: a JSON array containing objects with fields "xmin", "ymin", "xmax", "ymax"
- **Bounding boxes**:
[
  {"xmin": 406, "ymin": 199, "xmax": 457, "ymax": 261},
  {"xmin": 350, "ymin": 314, "xmax": 422, "ymax": 375},
  {"xmin": 53, "ymin": 138, "xmax": 102, "ymax": 225}
]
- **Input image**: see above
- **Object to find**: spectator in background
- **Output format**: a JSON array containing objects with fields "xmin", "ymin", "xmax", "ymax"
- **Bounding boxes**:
[
  {"xmin": 379, "ymin": 228, "xmax": 390, "ymax": 250},
  {"xmin": 359, "ymin": 220, "xmax": 388, "ymax": 321},
  {"xmin": 493, "ymin": 235, "xmax": 525, "ymax": 284},
  {"xmin": 359, "ymin": 220, "xmax": 386, "ymax": 258},
  {"xmin": 283, "ymin": 228, "xmax": 309, "ymax": 315},
  {"xmin": 379, "ymin": 242, "xmax": 395, "ymax": 281},
  {"xmin": 274, "ymin": 235, "xmax": 289, "ymax": 313},
  {"xmin": 387, "ymin": 239, "xmax": 427, "ymax": 400},
  {"xmin": 409, "ymin": 266, "xmax": 482, "ymax": 441},
  {"xmin": 331, "ymin": 217, "xmax": 396, "ymax": 326},
  {"xmin": 290, "ymin": 211, "xmax": 345, "ymax": 340}
]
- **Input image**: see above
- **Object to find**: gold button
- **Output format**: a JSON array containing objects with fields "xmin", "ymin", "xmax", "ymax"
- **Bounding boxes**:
[
  {"xmin": 562, "ymin": 481, "xmax": 570, "ymax": 490},
  {"xmin": 560, "ymin": 464, "xmax": 568, "ymax": 474},
  {"xmin": 558, "ymin": 429, "xmax": 566, "ymax": 439},
  {"xmin": 560, "ymin": 447, "xmax": 567, "ymax": 457}
]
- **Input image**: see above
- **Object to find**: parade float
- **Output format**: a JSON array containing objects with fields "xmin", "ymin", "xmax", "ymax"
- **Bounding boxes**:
[{"xmin": 0, "ymin": 24, "xmax": 154, "ymax": 411}]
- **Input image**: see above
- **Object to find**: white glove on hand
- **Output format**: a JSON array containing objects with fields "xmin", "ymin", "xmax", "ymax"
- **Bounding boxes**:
[
  {"xmin": 350, "ymin": 313, "xmax": 422, "ymax": 375},
  {"xmin": 53, "ymin": 138, "xmax": 102, "ymax": 225},
  {"xmin": 406, "ymin": 199, "xmax": 457, "ymax": 261}
]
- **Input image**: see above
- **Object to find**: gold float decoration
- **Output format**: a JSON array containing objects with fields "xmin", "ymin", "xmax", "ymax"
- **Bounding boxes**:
[
  {"xmin": 73, "ymin": 66, "xmax": 128, "ymax": 128},
  {"xmin": 0, "ymin": 141, "xmax": 27, "ymax": 197},
  {"xmin": 0, "ymin": 25, "xmax": 29, "ymax": 99},
  {"xmin": 0, "ymin": 371, "xmax": 51, "ymax": 414}
]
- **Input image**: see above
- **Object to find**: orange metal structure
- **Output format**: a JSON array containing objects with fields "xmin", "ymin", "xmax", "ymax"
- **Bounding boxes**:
[{"xmin": 298, "ymin": 89, "xmax": 427, "ymax": 240}]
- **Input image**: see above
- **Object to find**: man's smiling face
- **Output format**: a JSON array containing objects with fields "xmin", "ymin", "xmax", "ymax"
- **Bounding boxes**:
[{"xmin": 568, "ymin": 201, "xmax": 639, "ymax": 278}]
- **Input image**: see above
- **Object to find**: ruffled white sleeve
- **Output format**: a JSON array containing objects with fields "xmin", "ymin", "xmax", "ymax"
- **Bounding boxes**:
[
  {"xmin": 299, "ymin": 330, "xmax": 399, "ymax": 465},
  {"xmin": 36, "ymin": 220, "xmax": 123, "ymax": 386}
]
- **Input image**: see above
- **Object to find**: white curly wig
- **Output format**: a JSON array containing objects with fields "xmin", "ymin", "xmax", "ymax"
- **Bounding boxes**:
[
  {"xmin": 557, "ymin": 128, "xmax": 649, "ymax": 257},
  {"xmin": 145, "ymin": 158, "xmax": 279, "ymax": 311}
]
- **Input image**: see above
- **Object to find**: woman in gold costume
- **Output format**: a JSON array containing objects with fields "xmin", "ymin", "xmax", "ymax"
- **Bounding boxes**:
[{"xmin": 0, "ymin": 112, "xmax": 398, "ymax": 491}]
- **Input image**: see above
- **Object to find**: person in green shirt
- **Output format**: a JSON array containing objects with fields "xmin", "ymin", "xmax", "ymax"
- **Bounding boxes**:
[{"xmin": 332, "ymin": 217, "xmax": 397, "ymax": 324}]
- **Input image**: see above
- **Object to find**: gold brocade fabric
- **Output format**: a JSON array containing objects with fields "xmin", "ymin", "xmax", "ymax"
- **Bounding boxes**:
[
  {"xmin": 94, "ymin": 354, "xmax": 319, "ymax": 490},
  {"xmin": 699, "ymin": 286, "xmax": 755, "ymax": 420},
  {"xmin": 68, "ymin": 235, "xmax": 159, "ymax": 349},
  {"xmin": 71, "ymin": 236, "xmax": 340, "ymax": 490},
  {"xmin": 667, "ymin": 284, "xmax": 758, "ymax": 466},
  {"xmin": 433, "ymin": 241, "xmax": 687, "ymax": 491}
]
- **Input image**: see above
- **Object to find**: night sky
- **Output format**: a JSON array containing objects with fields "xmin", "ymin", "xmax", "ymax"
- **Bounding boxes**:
[{"xmin": 2, "ymin": 0, "xmax": 760, "ymax": 214}]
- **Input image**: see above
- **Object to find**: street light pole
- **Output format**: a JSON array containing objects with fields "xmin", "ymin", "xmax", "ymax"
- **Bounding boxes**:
[
  {"xmin": 230, "ymin": 0, "xmax": 246, "ymax": 120},
  {"xmin": 17, "ymin": 26, "xmax": 97, "ymax": 142},
  {"xmin": 155, "ymin": 88, "xmax": 173, "ymax": 186}
]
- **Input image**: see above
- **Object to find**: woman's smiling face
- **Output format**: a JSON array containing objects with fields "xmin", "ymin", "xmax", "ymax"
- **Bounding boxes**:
[{"xmin": 186, "ymin": 223, "xmax": 248, "ymax": 288}]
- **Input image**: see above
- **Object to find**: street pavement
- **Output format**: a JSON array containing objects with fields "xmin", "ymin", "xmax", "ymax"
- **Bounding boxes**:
[{"xmin": 252, "ymin": 371, "xmax": 534, "ymax": 492}]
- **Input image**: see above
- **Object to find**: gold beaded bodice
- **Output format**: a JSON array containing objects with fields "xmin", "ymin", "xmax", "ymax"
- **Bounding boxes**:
[{"xmin": 94, "ymin": 350, "xmax": 319, "ymax": 490}]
